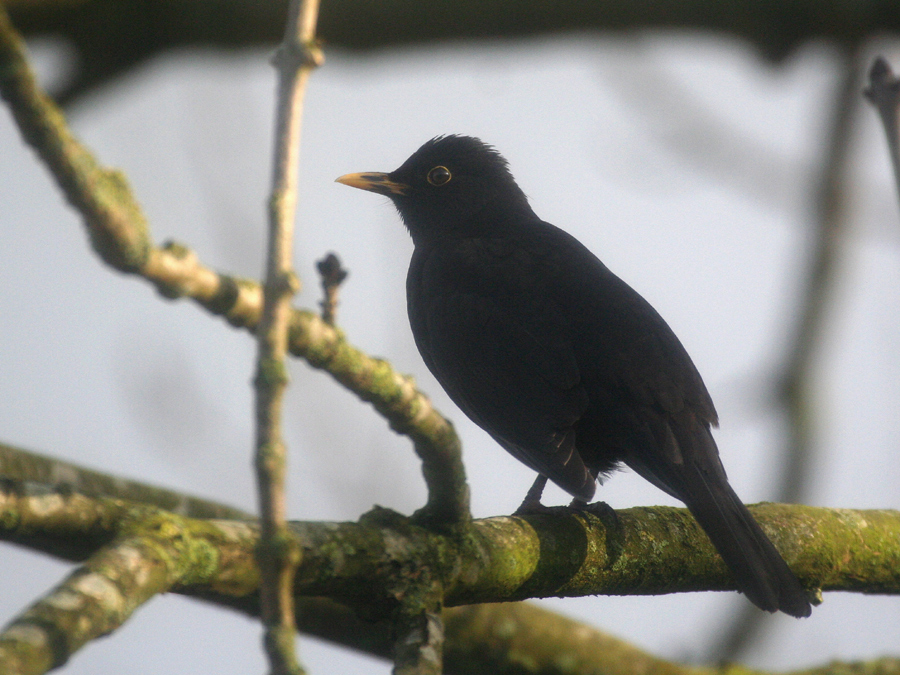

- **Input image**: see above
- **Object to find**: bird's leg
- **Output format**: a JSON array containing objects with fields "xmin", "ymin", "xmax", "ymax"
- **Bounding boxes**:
[{"xmin": 514, "ymin": 474, "xmax": 553, "ymax": 515}]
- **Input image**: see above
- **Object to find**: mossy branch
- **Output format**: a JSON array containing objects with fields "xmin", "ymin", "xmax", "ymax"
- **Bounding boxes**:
[
  {"xmin": 0, "ymin": 487, "xmax": 260, "ymax": 674},
  {"xmin": 288, "ymin": 599, "xmax": 900, "ymax": 675},
  {"xmin": 3, "ymin": 483, "xmax": 900, "ymax": 610},
  {"xmin": 0, "ymin": 442, "xmax": 252, "ymax": 521},
  {"xmin": 2, "ymin": 481, "xmax": 900, "ymax": 673}
]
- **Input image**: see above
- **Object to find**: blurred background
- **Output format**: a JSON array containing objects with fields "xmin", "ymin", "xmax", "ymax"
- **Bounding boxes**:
[{"xmin": 1, "ymin": 3, "xmax": 899, "ymax": 673}]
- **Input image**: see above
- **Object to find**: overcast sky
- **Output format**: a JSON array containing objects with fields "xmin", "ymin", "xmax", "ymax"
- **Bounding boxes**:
[{"xmin": 1, "ymin": 32, "xmax": 899, "ymax": 674}]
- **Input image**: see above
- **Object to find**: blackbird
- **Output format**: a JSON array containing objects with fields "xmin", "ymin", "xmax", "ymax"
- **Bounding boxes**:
[{"xmin": 336, "ymin": 135, "xmax": 811, "ymax": 617}]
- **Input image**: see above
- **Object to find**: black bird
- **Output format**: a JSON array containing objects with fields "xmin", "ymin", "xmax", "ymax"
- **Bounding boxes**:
[{"xmin": 336, "ymin": 135, "xmax": 811, "ymax": 617}]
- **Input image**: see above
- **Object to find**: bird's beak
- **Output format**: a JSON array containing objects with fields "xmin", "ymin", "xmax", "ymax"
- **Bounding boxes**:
[{"xmin": 335, "ymin": 172, "xmax": 408, "ymax": 196}]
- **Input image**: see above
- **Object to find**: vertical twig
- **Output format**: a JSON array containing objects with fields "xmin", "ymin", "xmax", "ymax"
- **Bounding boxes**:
[
  {"xmin": 864, "ymin": 56, "xmax": 900, "ymax": 211},
  {"xmin": 255, "ymin": 0, "xmax": 323, "ymax": 673},
  {"xmin": 316, "ymin": 252, "xmax": 348, "ymax": 325}
]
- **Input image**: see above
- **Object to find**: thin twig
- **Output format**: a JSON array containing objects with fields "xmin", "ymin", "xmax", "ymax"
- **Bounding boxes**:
[
  {"xmin": 316, "ymin": 252, "xmax": 348, "ymax": 325},
  {"xmin": 255, "ymin": 0, "xmax": 322, "ymax": 673},
  {"xmin": 864, "ymin": 56, "xmax": 900, "ymax": 211}
]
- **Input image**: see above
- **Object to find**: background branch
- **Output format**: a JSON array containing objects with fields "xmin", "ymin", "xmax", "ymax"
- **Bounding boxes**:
[
  {"xmin": 6, "ymin": 0, "xmax": 900, "ymax": 104},
  {"xmin": 223, "ymin": 597, "xmax": 900, "ymax": 675},
  {"xmin": 865, "ymin": 56, "xmax": 900, "ymax": 209},
  {"xmin": 711, "ymin": 45, "xmax": 864, "ymax": 662}
]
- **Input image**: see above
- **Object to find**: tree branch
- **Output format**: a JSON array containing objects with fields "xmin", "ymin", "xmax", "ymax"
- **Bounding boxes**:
[
  {"xmin": 0, "ymin": 2, "xmax": 469, "ymax": 531},
  {"xmin": 7, "ymin": 0, "xmax": 900, "ymax": 103},
  {"xmin": 2, "ymin": 480, "xmax": 900, "ymax": 673},
  {"xmin": 5, "ymin": 483, "xmax": 900, "ymax": 609},
  {"xmin": 712, "ymin": 45, "xmax": 865, "ymax": 661},
  {"xmin": 254, "ymin": 0, "xmax": 322, "ymax": 672},
  {"xmin": 0, "ymin": 489, "xmax": 260, "ymax": 674},
  {"xmin": 0, "ymin": 442, "xmax": 252, "ymax": 521},
  {"xmin": 391, "ymin": 594, "xmax": 444, "ymax": 675},
  {"xmin": 299, "ymin": 599, "xmax": 900, "ymax": 675},
  {"xmin": 865, "ymin": 56, "xmax": 900, "ymax": 210}
]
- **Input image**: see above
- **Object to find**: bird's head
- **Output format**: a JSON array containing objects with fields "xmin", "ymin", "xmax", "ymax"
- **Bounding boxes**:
[{"xmin": 336, "ymin": 135, "xmax": 533, "ymax": 243}]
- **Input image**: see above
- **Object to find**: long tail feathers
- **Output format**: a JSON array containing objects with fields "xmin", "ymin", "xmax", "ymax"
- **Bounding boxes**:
[
  {"xmin": 683, "ymin": 466, "xmax": 811, "ymax": 617},
  {"xmin": 625, "ymin": 420, "xmax": 812, "ymax": 618}
]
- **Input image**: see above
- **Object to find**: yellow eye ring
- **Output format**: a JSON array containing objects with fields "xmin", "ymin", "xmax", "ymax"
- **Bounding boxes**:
[{"xmin": 427, "ymin": 166, "xmax": 452, "ymax": 186}]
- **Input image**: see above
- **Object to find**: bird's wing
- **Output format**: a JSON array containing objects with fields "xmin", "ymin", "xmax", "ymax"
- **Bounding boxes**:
[
  {"xmin": 409, "ymin": 243, "xmax": 595, "ymax": 499},
  {"xmin": 548, "ymin": 224, "xmax": 719, "ymax": 432}
]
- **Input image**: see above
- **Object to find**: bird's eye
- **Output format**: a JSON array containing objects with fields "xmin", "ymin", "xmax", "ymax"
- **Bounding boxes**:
[{"xmin": 426, "ymin": 166, "xmax": 452, "ymax": 186}]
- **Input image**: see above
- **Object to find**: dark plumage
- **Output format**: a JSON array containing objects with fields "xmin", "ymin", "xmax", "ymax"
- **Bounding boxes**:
[{"xmin": 336, "ymin": 135, "xmax": 811, "ymax": 617}]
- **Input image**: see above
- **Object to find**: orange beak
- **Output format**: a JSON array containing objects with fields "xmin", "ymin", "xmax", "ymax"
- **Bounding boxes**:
[{"xmin": 335, "ymin": 172, "xmax": 408, "ymax": 196}]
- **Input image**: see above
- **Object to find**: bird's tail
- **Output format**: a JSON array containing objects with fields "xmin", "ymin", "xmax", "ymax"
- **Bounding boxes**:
[
  {"xmin": 627, "ymin": 423, "xmax": 811, "ymax": 618},
  {"xmin": 682, "ymin": 466, "xmax": 811, "ymax": 617}
]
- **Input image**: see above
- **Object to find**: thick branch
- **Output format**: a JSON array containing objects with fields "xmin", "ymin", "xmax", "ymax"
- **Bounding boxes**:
[
  {"xmin": 4, "ymin": 484, "xmax": 898, "ymax": 608},
  {"xmin": 3, "ymin": 483, "xmax": 899, "ymax": 673},
  {"xmin": 0, "ymin": 490, "xmax": 260, "ymax": 674}
]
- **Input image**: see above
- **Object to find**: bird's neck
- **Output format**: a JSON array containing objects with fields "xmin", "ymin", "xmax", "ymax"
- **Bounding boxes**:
[{"xmin": 406, "ymin": 198, "xmax": 538, "ymax": 248}]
